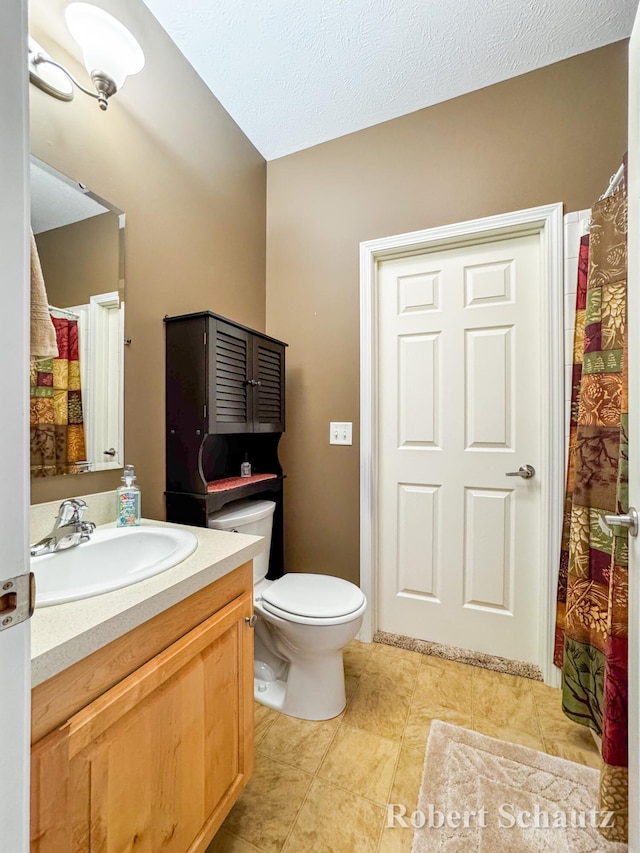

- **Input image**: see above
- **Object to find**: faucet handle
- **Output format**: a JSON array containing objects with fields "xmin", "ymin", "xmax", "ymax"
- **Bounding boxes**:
[
  {"xmin": 79, "ymin": 520, "xmax": 96, "ymax": 543},
  {"xmin": 57, "ymin": 498, "xmax": 88, "ymax": 524}
]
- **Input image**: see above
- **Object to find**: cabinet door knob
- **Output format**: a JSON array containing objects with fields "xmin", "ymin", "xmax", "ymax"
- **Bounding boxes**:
[{"xmin": 245, "ymin": 614, "xmax": 257, "ymax": 628}]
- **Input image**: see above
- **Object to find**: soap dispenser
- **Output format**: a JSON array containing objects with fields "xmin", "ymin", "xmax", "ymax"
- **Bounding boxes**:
[
  {"xmin": 117, "ymin": 464, "xmax": 141, "ymax": 526},
  {"xmin": 240, "ymin": 453, "xmax": 252, "ymax": 478}
]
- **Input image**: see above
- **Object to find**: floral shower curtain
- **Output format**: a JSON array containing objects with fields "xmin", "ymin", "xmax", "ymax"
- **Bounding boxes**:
[
  {"xmin": 554, "ymin": 184, "xmax": 628, "ymax": 842},
  {"xmin": 30, "ymin": 316, "xmax": 87, "ymax": 476}
]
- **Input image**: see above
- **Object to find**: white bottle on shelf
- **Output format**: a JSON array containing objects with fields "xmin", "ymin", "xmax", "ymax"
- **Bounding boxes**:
[{"xmin": 240, "ymin": 453, "xmax": 252, "ymax": 478}]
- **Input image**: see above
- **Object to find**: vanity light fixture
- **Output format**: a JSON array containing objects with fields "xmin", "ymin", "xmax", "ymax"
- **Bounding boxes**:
[{"xmin": 28, "ymin": 3, "xmax": 144, "ymax": 111}]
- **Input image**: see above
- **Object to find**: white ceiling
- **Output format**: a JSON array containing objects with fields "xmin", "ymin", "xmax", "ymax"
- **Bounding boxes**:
[{"xmin": 142, "ymin": 0, "xmax": 638, "ymax": 161}]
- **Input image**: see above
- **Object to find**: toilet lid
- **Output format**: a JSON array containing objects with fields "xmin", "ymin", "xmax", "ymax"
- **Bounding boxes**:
[{"xmin": 262, "ymin": 573, "xmax": 365, "ymax": 619}]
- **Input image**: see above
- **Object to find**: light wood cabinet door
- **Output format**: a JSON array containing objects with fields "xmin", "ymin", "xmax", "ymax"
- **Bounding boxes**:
[{"xmin": 31, "ymin": 591, "xmax": 254, "ymax": 852}]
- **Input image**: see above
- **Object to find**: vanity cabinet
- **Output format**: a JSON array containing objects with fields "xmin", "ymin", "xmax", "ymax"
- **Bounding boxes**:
[
  {"xmin": 164, "ymin": 312, "xmax": 287, "ymax": 576},
  {"xmin": 31, "ymin": 565, "xmax": 254, "ymax": 853}
]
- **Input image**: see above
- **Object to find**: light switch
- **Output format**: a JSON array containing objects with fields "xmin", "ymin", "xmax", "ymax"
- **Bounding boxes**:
[{"xmin": 330, "ymin": 422, "xmax": 352, "ymax": 445}]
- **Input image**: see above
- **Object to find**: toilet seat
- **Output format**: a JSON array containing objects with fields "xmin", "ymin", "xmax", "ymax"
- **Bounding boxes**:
[{"xmin": 258, "ymin": 573, "xmax": 366, "ymax": 626}]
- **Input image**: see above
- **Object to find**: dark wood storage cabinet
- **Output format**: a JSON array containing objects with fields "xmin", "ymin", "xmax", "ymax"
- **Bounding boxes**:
[{"xmin": 165, "ymin": 312, "xmax": 287, "ymax": 577}]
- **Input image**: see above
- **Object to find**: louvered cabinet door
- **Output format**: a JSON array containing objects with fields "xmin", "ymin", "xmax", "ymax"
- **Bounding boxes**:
[
  {"xmin": 210, "ymin": 320, "xmax": 253, "ymax": 433},
  {"xmin": 253, "ymin": 338, "xmax": 285, "ymax": 432}
]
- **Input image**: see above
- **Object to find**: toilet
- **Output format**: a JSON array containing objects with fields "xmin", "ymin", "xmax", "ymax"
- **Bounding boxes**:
[{"xmin": 208, "ymin": 499, "xmax": 367, "ymax": 720}]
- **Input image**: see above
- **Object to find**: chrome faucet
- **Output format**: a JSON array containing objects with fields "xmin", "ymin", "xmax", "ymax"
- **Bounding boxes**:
[{"xmin": 30, "ymin": 498, "xmax": 96, "ymax": 557}]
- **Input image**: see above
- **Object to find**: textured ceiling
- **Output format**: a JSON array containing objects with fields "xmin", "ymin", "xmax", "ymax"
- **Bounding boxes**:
[{"xmin": 145, "ymin": 0, "xmax": 636, "ymax": 160}]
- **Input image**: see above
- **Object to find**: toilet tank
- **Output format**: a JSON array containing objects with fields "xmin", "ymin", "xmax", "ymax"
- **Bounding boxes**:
[{"xmin": 208, "ymin": 499, "xmax": 276, "ymax": 583}]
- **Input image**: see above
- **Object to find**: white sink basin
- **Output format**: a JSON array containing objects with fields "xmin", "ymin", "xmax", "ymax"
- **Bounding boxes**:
[{"xmin": 32, "ymin": 526, "xmax": 198, "ymax": 607}]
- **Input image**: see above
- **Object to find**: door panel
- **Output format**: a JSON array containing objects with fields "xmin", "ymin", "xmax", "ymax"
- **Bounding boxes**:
[
  {"xmin": 378, "ymin": 233, "xmax": 542, "ymax": 662},
  {"xmin": 464, "ymin": 326, "xmax": 513, "ymax": 449},
  {"xmin": 397, "ymin": 483, "xmax": 440, "ymax": 598},
  {"xmin": 463, "ymin": 487, "xmax": 513, "ymax": 612},
  {"xmin": 464, "ymin": 259, "xmax": 513, "ymax": 306},
  {"xmin": 398, "ymin": 334, "xmax": 440, "ymax": 446}
]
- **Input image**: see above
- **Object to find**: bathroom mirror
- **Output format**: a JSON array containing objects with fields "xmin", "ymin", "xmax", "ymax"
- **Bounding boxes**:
[{"xmin": 30, "ymin": 156, "xmax": 125, "ymax": 477}]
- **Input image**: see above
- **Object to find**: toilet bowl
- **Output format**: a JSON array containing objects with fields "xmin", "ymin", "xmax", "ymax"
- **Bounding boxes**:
[{"xmin": 208, "ymin": 499, "xmax": 366, "ymax": 720}]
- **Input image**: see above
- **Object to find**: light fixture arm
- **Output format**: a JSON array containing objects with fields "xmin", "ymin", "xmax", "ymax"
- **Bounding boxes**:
[
  {"xmin": 28, "ymin": 5, "xmax": 144, "ymax": 111},
  {"xmin": 32, "ymin": 52, "xmax": 115, "ymax": 110}
]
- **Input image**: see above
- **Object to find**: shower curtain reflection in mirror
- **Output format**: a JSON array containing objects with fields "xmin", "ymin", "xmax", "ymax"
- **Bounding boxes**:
[{"xmin": 31, "ymin": 312, "xmax": 88, "ymax": 476}]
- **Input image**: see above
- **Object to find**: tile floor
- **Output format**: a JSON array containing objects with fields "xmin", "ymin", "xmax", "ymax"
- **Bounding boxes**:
[{"xmin": 207, "ymin": 640, "xmax": 601, "ymax": 853}]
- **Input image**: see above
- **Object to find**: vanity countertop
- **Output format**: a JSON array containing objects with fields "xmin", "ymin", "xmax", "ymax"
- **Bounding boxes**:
[{"xmin": 31, "ymin": 519, "xmax": 262, "ymax": 688}]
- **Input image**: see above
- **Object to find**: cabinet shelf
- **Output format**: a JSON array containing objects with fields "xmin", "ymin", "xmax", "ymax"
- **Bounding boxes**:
[
  {"xmin": 207, "ymin": 473, "xmax": 279, "ymax": 493},
  {"xmin": 166, "ymin": 476, "xmax": 283, "ymax": 511}
]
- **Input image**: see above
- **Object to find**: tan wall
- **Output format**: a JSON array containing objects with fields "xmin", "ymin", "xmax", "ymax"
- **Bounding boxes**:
[
  {"xmin": 35, "ymin": 212, "xmax": 120, "ymax": 309},
  {"xmin": 266, "ymin": 42, "xmax": 629, "ymax": 585},
  {"xmin": 29, "ymin": 0, "xmax": 266, "ymax": 514}
]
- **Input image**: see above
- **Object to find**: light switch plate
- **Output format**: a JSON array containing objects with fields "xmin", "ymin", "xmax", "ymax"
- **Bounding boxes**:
[{"xmin": 330, "ymin": 422, "xmax": 352, "ymax": 445}]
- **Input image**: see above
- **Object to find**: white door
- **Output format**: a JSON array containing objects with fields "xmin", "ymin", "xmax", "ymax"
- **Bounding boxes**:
[
  {"xmin": 627, "ymin": 7, "xmax": 640, "ymax": 849},
  {"xmin": 377, "ymin": 233, "xmax": 543, "ymax": 663},
  {"xmin": 0, "ymin": 0, "xmax": 32, "ymax": 849},
  {"xmin": 71, "ymin": 294, "xmax": 124, "ymax": 470}
]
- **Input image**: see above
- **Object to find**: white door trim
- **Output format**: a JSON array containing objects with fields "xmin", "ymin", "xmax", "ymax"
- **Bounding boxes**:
[
  {"xmin": 360, "ymin": 203, "xmax": 564, "ymax": 685},
  {"xmin": 0, "ymin": 0, "xmax": 31, "ymax": 847},
  {"xmin": 89, "ymin": 292, "xmax": 124, "ymax": 470}
]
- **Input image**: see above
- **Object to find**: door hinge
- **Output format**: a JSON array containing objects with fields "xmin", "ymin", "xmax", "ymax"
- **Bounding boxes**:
[
  {"xmin": 203, "ymin": 331, "xmax": 207, "ymax": 346},
  {"xmin": 203, "ymin": 403, "xmax": 207, "ymax": 419},
  {"xmin": 0, "ymin": 573, "xmax": 35, "ymax": 631}
]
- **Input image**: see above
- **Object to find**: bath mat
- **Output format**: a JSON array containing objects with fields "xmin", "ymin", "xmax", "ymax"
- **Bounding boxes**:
[{"xmin": 411, "ymin": 721, "xmax": 627, "ymax": 852}]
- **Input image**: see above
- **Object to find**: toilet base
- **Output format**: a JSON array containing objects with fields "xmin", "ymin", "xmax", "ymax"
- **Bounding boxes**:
[
  {"xmin": 253, "ymin": 677, "xmax": 287, "ymax": 712},
  {"xmin": 253, "ymin": 652, "xmax": 347, "ymax": 721}
]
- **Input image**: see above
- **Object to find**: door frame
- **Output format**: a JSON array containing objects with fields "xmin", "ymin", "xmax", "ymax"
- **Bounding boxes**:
[
  {"xmin": 359, "ymin": 203, "xmax": 564, "ymax": 685},
  {"xmin": 0, "ymin": 0, "xmax": 31, "ymax": 847}
]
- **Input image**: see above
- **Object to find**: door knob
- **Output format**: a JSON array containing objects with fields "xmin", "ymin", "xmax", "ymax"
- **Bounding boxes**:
[
  {"xmin": 506, "ymin": 465, "xmax": 535, "ymax": 479},
  {"xmin": 245, "ymin": 614, "xmax": 257, "ymax": 627},
  {"xmin": 103, "ymin": 447, "xmax": 116, "ymax": 457},
  {"xmin": 603, "ymin": 507, "xmax": 638, "ymax": 537}
]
